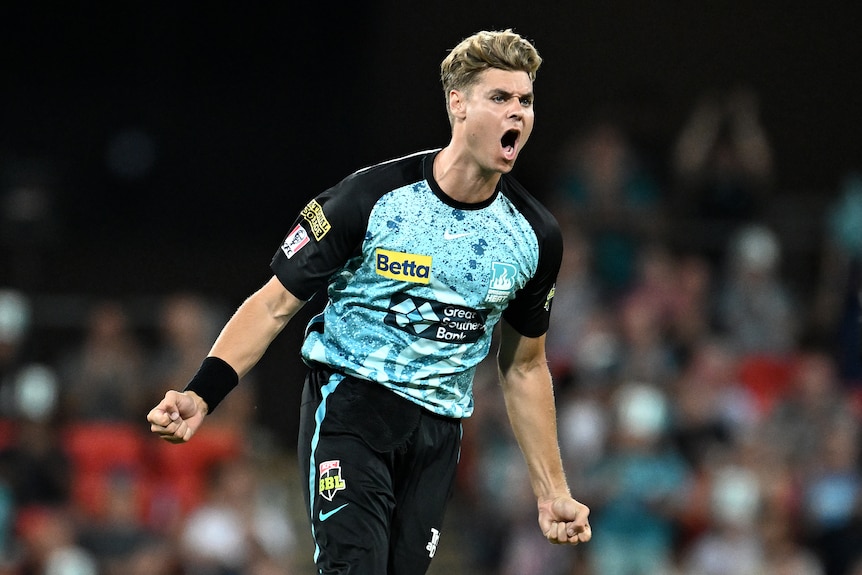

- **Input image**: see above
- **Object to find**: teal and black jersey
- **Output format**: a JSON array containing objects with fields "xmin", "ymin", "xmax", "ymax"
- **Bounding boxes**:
[{"xmin": 271, "ymin": 149, "xmax": 562, "ymax": 418}]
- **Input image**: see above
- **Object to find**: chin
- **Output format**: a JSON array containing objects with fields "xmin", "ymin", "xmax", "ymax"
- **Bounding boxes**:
[{"xmin": 498, "ymin": 157, "xmax": 517, "ymax": 173}]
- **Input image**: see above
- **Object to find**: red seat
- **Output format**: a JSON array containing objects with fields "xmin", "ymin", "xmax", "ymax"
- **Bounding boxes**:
[
  {"xmin": 737, "ymin": 354, "xmax": 795, "ymax": 415},
  {"xmin": 144, "ymin": 426, "xmax": 245, "ymax": 520},
  {"xmin": 60, "ymin": 421, "xmax": 151, "ymax": 520},
  {"xmin": 62, "ymin": 421, "xmax": 147, "ymax": 475},
  {"xmin": 0, "ymin": 418, "xmax": 16, "ymax": 450}
]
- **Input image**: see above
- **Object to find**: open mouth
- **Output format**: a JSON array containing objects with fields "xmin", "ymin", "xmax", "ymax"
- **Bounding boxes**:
[{"xmin": 501, "ymin": 129, "xmax": 519, "ymax": 159}]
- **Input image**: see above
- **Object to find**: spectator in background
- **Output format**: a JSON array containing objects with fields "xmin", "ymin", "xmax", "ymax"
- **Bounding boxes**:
[
  {"xmin": 113, "ymin": 538, "xmax": 182, "ymax": 575},
  {"xmin": 150, "ymin": 292, "xmax": 226, "ymax": 399},
  {"xmin": 665, "ymin": 253, "xmax": 716, "ymax": 364},
  {"xmin": 0, "ymin": 368, "xmax": 71, "ymax": 572},
  {"xmin": 614, "ymin": 246, "xmax": 682, "ymax": 388},
  {"xmin": 551, "ymin": 119, "xmax": 666, "ymax": 299},
  {"xmin": 614, "ymin": 290, "xmax": 679, "ymax": 388},
  {"xmin": 798, "ymin": 422, "xmax": 862, "ymax": 575},
  {"xmin": 0, "ymin": 291, "xmax": 73, "ymax": 566},
  {"xmin": 0, "ymin": 289, "xmax": 33, "ymax": 420},
  {"xmin": 679, "ymin": 462, "xmax": 765, "ymax": 575},
  {"xmin": 760, "ymin": 508, "xmax": 825, "ymax": 575},
  {"xmin": 566, "ymin": 305, "xmax": 622, "ymax": 391},
  {"xmin": 77, "ymin": 466, "xmax": 159, "ymax": 575},
  {"xmin": 582, "ymin": 382, "xmax": 691, "ymax": 575},
  {"xmin": 179, "ymin": 456, "xmax": 297, "ymax": 575},
  {"xmin": 670, "ymin": 86, "xmax": 774, "ymax": 265},
  {"xmin": 811, "ymin": 172, "xmax": 862, "ymax": 384},
  {"xmin": 15, "ymin": 505, "xmax": 98, "ymax": 575},
  {"xmin": 545, "ymin": 220, "xmax": 600, "ymax": 386},
  {"xmin": 762, "ymin": 351, "xmax": 862, "ymax": 575},
  {"xmin": 457, "ymin": 360, "xmax": 527, "ymax": 573},
  {"xmin": 669, "ymin": 338, "xmax": 758, "ymax": 472},
  {"xmin": 759, "ymin": 349, "xmax": 857, "ymax": 477},
  {"xmin": 714, "ymin": 224, "xmax": 798, "ymax": 357},
  {"xmin": 56, "ymin": 299, "xmax": 148, "ymax": 423},
  {"xmin": 0, "ymin": 362, "xmax": 70, "ymax": 512}
]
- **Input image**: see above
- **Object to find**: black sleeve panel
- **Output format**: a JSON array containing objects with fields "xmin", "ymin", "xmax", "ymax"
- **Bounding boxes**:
[{"xmin": 500, "ymin": 177, "xmax": 564, "ymax": 338}]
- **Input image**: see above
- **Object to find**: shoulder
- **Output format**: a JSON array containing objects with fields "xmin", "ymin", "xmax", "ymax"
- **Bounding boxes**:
[
  {"xmin": 499, "ymin": 174, "xmax": 562, "ymax": 247},
  {"xmin": 338, "ymin": 149, "xmax": 438, "ymax": 195},
  {"xmin": 314, "ymin": 150, "xmax": 438, "ymax": 220}
]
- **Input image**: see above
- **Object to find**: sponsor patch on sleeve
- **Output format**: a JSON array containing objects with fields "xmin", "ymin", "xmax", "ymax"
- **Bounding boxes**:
[
  {"xmin": 281, "ymin": 224, "xmax": 310, "ymax": 259},
  {"xmin": 301, "ymin": 199, "xmax": 331, "ymax": 240},
  {"xmin": 544, "ymin": 283, "xmax": 556, "ymax": 311}
]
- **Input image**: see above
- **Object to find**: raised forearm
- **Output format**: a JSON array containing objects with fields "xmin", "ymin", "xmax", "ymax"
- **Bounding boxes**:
[{"xmin": 498, "ymin": 357, "xmax": 570, "ymax": 500}]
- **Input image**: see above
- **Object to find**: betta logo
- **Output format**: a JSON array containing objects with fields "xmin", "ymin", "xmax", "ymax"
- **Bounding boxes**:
[{"xmin": 375, "ymin": 248, "xmax": 432, "ymax": 284}]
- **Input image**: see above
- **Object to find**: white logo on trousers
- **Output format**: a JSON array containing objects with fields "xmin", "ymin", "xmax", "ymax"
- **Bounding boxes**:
[{"xmin": 426, "ymin": 528, "xmax": 441, "ymax": 557}]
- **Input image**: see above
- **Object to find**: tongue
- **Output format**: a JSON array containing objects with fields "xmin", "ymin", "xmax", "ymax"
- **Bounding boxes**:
[{"xmin": 503, "ymin": 145, "xmax": 515, "ymax": 160}]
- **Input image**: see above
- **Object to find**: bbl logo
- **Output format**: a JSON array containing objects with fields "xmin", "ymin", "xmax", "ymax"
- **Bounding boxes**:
[{"xmin": 318, "ymin": 460, "xmax": 347, "ymax": 501}]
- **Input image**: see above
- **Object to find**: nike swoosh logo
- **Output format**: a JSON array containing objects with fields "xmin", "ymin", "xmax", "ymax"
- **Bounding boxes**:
[
  {"xmin": 443, "ymin": 230, "xmax": 473, "ymax": 240},
  {"xmin": 319, "ymin": 503, "xmax": 349, "ymax": 522}
]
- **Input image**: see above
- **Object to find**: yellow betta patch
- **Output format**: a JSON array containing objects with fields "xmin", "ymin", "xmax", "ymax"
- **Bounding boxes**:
[{"xmin": 375, "ymin": 249, "xmax": 432, "ymax": 284}]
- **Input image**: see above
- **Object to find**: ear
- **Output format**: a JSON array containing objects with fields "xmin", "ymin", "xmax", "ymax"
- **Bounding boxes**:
[{"xmin": 448, "ymin": 89, "xmax": 467, "ymax": 121}]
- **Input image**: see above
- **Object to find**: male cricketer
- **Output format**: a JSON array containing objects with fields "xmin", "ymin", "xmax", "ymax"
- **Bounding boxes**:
[{"xmin": 148, "ymin": 28, "xmax": 592, "ymax": 574}]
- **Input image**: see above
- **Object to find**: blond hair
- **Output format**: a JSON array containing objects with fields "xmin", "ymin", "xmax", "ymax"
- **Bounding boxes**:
[{"xmin": 440, "ymin": 29, "xmax": 542, "ymax": 120}]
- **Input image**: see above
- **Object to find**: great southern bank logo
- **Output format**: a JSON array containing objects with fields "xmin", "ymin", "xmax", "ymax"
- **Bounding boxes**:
[
  {"xmin": 375, "ymin": 248, "xmax": 432, "ymax": 284},
  {"xmin": 384, "ymin": 293, "xmax": 486, "ymax": 343},
  {"xmin": 484, "ymin": 261, "xmax": 518, "ymax": 303}
]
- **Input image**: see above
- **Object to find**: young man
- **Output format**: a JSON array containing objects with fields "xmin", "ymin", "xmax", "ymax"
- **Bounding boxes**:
[{"xmin": 148, "ymin": 29, "xmax": 591, "ymax": 574}]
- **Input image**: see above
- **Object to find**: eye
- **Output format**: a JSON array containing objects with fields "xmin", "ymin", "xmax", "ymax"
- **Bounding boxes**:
[
  {"xmin": 520, "ymin": 97, "xmax": 533, "ymax": 107},
  {"xmin": 492, "ymin": 94, "xmax": 506, "ymax": 103}
]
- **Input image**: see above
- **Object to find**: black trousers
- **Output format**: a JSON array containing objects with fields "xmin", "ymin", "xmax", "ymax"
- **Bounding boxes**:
[{"xmin": 297, "ymin": 367, "xmax": 461, "ymax": 575}]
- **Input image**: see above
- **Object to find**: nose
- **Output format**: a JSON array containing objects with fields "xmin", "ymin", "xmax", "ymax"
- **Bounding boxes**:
[{"xmin": 507, "ymin": 100, "xmax": 524, "ymax": 120}]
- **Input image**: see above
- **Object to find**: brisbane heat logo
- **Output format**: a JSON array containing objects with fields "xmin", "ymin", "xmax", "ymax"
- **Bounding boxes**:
[
  {"xmin": 484, "ymin": 262, "xmax": 519, "ymax": 304},
  {"xmin": 318, "ymin": 460, "xmax": 346, "ymax": 502}
]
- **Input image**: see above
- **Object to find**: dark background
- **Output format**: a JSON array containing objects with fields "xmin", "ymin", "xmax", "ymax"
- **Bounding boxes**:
[
  {"xmin": 3, "ymin": 1, "xmax": 861, "ymax": 297},
  {"xmin": 2, "ymin": 2, "xmax": 861, "ymax": 442}
]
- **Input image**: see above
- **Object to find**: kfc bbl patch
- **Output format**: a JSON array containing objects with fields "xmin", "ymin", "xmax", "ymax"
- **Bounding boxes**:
[{"xmin": 318, "ymin": 460, "xmax": 347, "ymax": 501}]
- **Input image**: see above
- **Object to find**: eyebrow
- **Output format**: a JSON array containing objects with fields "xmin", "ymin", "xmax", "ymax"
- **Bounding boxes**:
[{"xmin": 490, "ymin": 88, "xmax": 534, "ymax": 100}]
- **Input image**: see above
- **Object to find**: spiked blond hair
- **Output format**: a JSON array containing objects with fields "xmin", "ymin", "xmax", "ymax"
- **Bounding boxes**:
[{"xmin": 440, "ymin": 29, "xmax": 542, "ymax": 123}]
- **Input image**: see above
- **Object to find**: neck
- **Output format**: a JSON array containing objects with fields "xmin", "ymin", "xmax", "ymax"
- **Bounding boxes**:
[{"xmin": 433, "ymin": 145, "xmax": 501, "ymax": 204}]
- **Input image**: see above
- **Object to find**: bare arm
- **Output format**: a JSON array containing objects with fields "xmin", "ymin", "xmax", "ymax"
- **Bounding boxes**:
[
  {"xmin": 148, "ymin": 276, "xmax": 306, "ymax": 441},
  {"xmin": 207, "ymin": 275, "xmax": 306, "ymax": 379},
  {"xmin": 497, "ymin": 320, "xmax": 591, "ymax": 545}
]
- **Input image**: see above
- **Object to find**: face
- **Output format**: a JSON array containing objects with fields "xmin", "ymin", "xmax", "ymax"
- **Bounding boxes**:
[{"xmin": 452, "ymin": 67, "xmax": 535, "ymax": 174}]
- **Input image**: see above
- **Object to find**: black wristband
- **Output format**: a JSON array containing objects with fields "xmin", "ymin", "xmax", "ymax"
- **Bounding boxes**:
[{"xmin": 183, "ymin": 356, "xmax": 239, "ymax": 414}]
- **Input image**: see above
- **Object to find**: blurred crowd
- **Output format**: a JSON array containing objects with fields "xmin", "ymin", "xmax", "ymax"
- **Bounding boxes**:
[
  {"xmin": 455, "ymin": 86, "xmax": 862, "ymax": 575},
  {"xmin": 0, "ymin": 290, "xmax": 303, "ymax": 574},
  {"xmin": 1, "ymin": 85, "xmax": 861, "ymax": 575}
]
